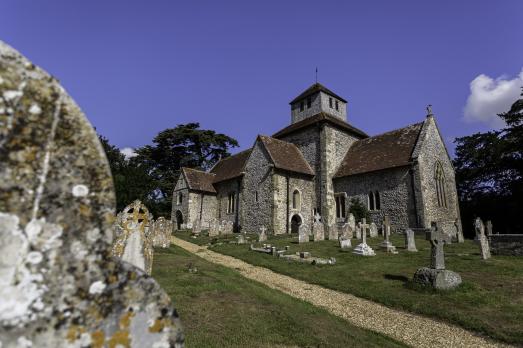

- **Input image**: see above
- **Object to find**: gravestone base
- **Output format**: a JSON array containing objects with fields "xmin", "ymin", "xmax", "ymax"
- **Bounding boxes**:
[
  {"xmin": 413, "ymin": 267, "xmax": 462, "ymax": 290},
  {"xmin": 379, "ymin": 241, "xmax": 398, "ymax": 254},
  {"xmin": 339, "ymin": 237, "xmax": 352, "ymax": 249},
  {"xmin": 352, "ymin": 243, "xmax": 375, "ymax": 256}
]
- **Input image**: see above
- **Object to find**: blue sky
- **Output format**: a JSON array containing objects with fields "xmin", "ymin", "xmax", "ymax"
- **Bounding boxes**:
[{"xmin": 1, "ymin": 0, "xmax": 522, "ymax": 155}]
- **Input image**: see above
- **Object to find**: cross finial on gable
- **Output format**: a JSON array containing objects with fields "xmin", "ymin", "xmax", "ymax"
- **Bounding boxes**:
[{"xmin": 426, "ymin": 104, "xmax": 433, "ymax": 117}]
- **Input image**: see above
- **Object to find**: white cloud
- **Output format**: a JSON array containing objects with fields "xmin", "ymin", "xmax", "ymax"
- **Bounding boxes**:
[
  {"xmin": 463, "ymin": 69, "xmax": 523, "ymax": 127},
  {"xmin": 120, "ymin": 147, "xmax": 137, "ymax": 160}
]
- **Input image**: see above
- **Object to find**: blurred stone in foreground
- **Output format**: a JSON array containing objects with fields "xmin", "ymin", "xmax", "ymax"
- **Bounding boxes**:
[{"xmin": 0, "ymin": 41, "xmax": 183, "ymax": 347}]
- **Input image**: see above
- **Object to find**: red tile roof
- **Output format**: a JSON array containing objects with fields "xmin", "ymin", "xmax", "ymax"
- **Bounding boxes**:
[
  {"xmin": 334, "ymin": 122, "xmax": 423, "ymax": 178},
  {"xmin": 182, "ymin": 167, "xmax": 216, "ymax": 193},
  {"xmin": 210, "ymin": 149, "xmax": 252, "ymax": 183},
  {"xmin": 258, "ymin": 135, "xmax": 314, "ymax": 176}
]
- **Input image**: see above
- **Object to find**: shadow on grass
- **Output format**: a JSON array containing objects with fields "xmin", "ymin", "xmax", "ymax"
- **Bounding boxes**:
[{"xmin": 384, "ymin": 274, "xmax": 410, "ymax": 283}]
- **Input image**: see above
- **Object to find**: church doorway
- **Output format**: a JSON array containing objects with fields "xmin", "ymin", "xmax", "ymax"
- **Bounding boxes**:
[
  {"xmin": 290, "ymin": 214, "xmax": 302, "ymax": 233},
  {"xmin": 175, "ymin": 210, "xmax": 183, "ymax": 230}
]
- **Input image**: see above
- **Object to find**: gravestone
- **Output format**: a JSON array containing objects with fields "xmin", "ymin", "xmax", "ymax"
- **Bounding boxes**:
[
  {"xmin": 369, "ymin": 222, "xmax": 378, "ymax": 238},
  {"xmin": 328, "ymin": 223, "xmax": 338, "ymax": 240},
  {"xmin": 339, "ymin": 236, "xmax": 352, "ymax": 249},
  {"xmin": 413, "ymin": 223, "xmax": 462, "ymax": 290},
  {"xmin": 0, "ymin": 41, "xmax": 183, "ymax": 347},
  {"xmin": 298, "ymin": 225, "xmax": 308, "ymax": 243},
  {"xmin": 474, "ymin": 217, "xmax": 491, "ymax": 260},
  {"xmin": 454, "ymin": 218, "xmax": 464, "ymax": 243},
  {"xmin": 404, "ymin": 228, "xmax": 418, "ymax": 252},
  {"xmin": 486, "ymin": 220, "xmax": 493, "ymax": 236},
  {"xmin": 224, "ymin": 221, "xmax": 234, "ymax": 235},
  {"xmin": 355, "ymin": 223, "xmax": 362, "ymax": 239},
  {"xmin": 208, "ymin": 218, "xmax": 219, "ymax": 237},
  {"xmin": 192, "ymin": 218, "xmax": 202, "ymax": 235},
  {"xmin": 338, "ymin": 223, "xmax": 351, "ymax": 239},
  {"xmin": 112, "ymin": 200, "xmax": 155, "ymax": 274},
  {"xmin": 312, "ymin": 213, "xmax": 324, "ymax": 241},
  {"xmin": 259, "ymin": 226, "xmax": 268, "ymax": 242},
  {"xmin": 347, "ymin": 213, "xmax": 356, "ymax": 232},
  {"xmin": 353, "ymin": 219, "xmax": 375, "ymax": 256},
  {"xmin": 379, "ymin": 216, "xmax": 397, "ymax": 254},
  {"xmin": 237, "ymin": 233, "xmax": 246, "ymax": 244},
  {"xmin": 152, "ymin": 216, "xmax": 172, "ymax": 248}
]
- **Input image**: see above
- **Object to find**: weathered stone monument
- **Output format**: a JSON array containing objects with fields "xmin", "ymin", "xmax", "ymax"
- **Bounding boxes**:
[
  {"xmin": 404, "ymin": 228, "xmax": 418, "ymax": 252},
  {"xmin": 486, "ymin": 220, "xmax": 493, "ymax": 236},
  {"xmin": 355, "ymin": 222, "xmax": 362, "ymax": 239},
  {"xmin": 328, "ymin": 223, "xmax": 338, "ymax": 240},
  {"xmin": 192, "ymin": 218, "xmax": 202, "ymax": 235},
  {"xmin": 347, "ymin": 213, "xmax": 356, "ymax": 233},
  {"xmin": 0, "ymin": 41, "xmax": 183, "ymax": 346},
  {"xmin": 152, "ymin": 216, "xmax": 172, "ymax": 248},
  {"xmin": 475, "ymin": 217, "xmax": 491, "ymax": 260},
  {"xmin": 259, "ymin": 226, "xmax": 267, "ymax": 242},
  {"xmin": 338, "ymin": 223, "xmax": 351, "ymax": 239},
  {"xmin": 112, "ymin": 200, "xmax": 155, "ymax": 275},
  {"xmin": 208, "ymin": 218, "xmax": 219, "ymax": 237},
  {"xmin": 222, "ymin": 220, "xmax": 234, "ymax": 235},
  {"xmin": 455, "ymin": 218, "xmax": 464, "ymax": 243},
  {"xmin": 312, "ymin": 213, "xmax": 325, "ymax": 241},
  {"xmin": 298, "ymin": 225, "xmax": 308, "ymax": 243},
  {"xmin": 353, "ymin": 219, "xmax": 375, "ymax": 256},
  {"xmin": 369, "ymin": 222, "xmax": 378, "ymax": 238},
  {"xmin": 237, "ymin": 232, "xmax": 247, "ymax": 244},
  {"xmin": 339, "ymin": 236, "xmax": 352, "ymax": 249},
  {"xmin": 379, "ymin": 216, "xmax": 398, "ymax": 254},
  {"xmin": 413, "ymin": 223, "xmax": 462, "ymax": 290}
]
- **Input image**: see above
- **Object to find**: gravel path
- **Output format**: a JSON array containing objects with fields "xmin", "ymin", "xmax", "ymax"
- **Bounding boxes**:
[{"xmin": 172, "ymin": 236, "xmax": 508, "ymax": 348}]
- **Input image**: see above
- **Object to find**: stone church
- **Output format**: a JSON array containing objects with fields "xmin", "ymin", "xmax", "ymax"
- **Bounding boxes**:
[{"xmin": 172, "ymin": 83, "xmax": 461, "ymax": 235}]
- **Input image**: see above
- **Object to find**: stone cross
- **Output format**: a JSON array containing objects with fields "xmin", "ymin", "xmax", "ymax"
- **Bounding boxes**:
[
  {"xmin": 360, "ymin": 218, "xmax": 369, "ymax": 245},
  {"xmin": 426, "ymin": 222, "xmax": 451, "ymax": 270},
  {"xmin": 0, "ymin": 41, "xmax": 183, "ymax": 346},
  {"xmin": 474, "ymin": 217, "xmax": 491, "ymax": 259}
]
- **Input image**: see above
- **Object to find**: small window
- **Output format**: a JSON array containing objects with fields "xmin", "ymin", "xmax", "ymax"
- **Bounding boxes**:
[
  {"xmin": 255, "ymin": 190, "xmax": 259, "ymax": 203},
  {"xmin": 335, "ymin": 100, "xmax": 339, "ymax": 111},
  {"xmin": 292, "ymin": 189, "xmax": 301, "ymax": 210},
  {"xmin": 227, "ymin": 192, "xmax": 236, "ymax": 214},
  {"xmin": 307, "ymin": 97, "xmax": 311, "ymax": 109},
  {"xmin": 435, "ymin": 162, "xmax": 447, "ymax": 208},
  {"xmin": 335, "ymin": 194, "xmax": 346, "ymax": 218},
  {"xmin": 368, "ymin": 191, "xmax": 380, "ymax": 211},
  {"xmin": 300, "ymin": 101, "xmax": 304, "ymax": 111},
  {"xmin": 177, "ymin": 192, "xmax": 183, "ymax": 205},
  {"xmin": 329, "ymin": 97, "xmax": 333, "ymax": 108}
]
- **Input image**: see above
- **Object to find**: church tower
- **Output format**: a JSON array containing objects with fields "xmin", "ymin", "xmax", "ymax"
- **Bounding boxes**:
[{"xmin": 289, "ymin": 83, "xmax": 347, "ymax": 124}]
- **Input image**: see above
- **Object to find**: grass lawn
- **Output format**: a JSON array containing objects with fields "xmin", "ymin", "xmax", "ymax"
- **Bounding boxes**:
[
  {"xmin": 152, "ymin": 245, "xmax": 405, "ymax": 348},
  {"xmin": 175, "ymin": 230, "xmax": 523, "ymax": 345}
]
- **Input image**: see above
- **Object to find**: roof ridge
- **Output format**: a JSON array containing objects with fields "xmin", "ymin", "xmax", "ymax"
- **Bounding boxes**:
[{"xmin": 358, "ymin": 121, "xmax": 423, "ymax": 142}]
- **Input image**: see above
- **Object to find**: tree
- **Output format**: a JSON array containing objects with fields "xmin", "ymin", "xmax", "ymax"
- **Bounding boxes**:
[
  {"xmin": 134, "ymin": 123, "xmax": 239, "ymax": 217},
  {"xmin": 453, "ymin": 88, "xmax": 523, "ymax": 235},
  {"xmin": 98, "ymin": 135, "xmax": 157, "ymax": 214}
]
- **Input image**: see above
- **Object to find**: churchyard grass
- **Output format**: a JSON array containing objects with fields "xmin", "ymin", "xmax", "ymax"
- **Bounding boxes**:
[
  {"xmin": 152, "ymin": 245, "xmax": 405, "ymax": 348},
  {"xmin": 175, "ymin": 230, "xmax": 523, "ymax": 344}
]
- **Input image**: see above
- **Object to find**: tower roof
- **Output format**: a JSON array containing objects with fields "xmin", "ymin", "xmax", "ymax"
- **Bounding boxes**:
[{"xmin": 289, "ymin": 82, "xmax": 347, "ymax": 104}]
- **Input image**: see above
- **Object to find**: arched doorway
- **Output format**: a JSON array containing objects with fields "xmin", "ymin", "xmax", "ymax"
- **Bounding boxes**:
[
  {"xmin": 175, "ymin": 210, "xmax": 183, "ymax": 230},
  {"xmin": 291, "ymin": 214, "xmax": 302, "ymax": 233}
]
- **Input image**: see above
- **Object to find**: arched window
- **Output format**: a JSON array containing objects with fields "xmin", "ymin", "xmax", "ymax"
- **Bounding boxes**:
[
  {"xmin": 177, "ymin": 192, "xmax": 183, "ymax": 205},
  {"xmin": 368, "ymin": 191, "xmax": 375, "ymax": 210},
  {"xmin": 375, "ymin": 191, "xmax": 380, "ymax": 210},
  {"xmin": 292, "ymin": 189, "xmax": 301, "ymax": 210},
  {"xmin": 434, "ymin": 162, "xmax": 447, "ymax": 208}
]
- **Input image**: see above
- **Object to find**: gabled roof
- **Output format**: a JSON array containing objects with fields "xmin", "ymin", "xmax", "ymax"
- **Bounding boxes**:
[
  {"xmin": 290, "ymin": 83, "xmax": 347, "ymax": 104},
  {"xmin": 210, "ymin": 149, "xmax": 252, "ymax": 183},
  {"xmin": 273, "ymin": 112, "xmax": 368, "ymax": 139},
  {"xmin": 334, "ymin": 121, "xmax": 424, "ymax": 178},
  {"xmin": 258, "ymin": 135, "xmax": 314, "ymax": 176},
  {"xmin": 182, "ymin": 167, "xmax": 216, "ymax": 193}
]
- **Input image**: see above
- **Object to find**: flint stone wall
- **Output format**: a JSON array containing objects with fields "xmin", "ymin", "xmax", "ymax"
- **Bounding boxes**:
[
  {"xmin": 214, "ymin": 178, "xmax": 242, "ymax": 230},
  {"xmin": 334, "ymin": 166, "xmax": 416, "ymax": 233}
]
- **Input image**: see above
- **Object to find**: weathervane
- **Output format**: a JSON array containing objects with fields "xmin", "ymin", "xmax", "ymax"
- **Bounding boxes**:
[
  {"xmin": 426, "ymin": 104, "xmax": 433, "ymax": 117},
  {"xmin": 315, "ymin": 67, "xmax": 318, "ymax": 83}
]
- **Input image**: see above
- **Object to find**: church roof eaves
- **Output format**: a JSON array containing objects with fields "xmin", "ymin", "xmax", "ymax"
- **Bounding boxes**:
[
  {"xmin": 333, "ymin": 121, "xmax": 424, "ymax": 178},
  {"xmin": 257, "ymin": 135, "xmax": 314, "ymax": 176},
  {"xmin": 181, "ymin": 167, "xmax": 217, "ymax": 193},
  {"xmin": 272, "ymin": 112, "xmax": 368, "ymax": 139},
  {"xmin": 289, "ymin": 83, "xmax": 347, "ymax": 104}
]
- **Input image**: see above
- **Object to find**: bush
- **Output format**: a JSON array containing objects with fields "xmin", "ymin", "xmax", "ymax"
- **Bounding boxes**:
[{"xmin": 348, "ymin": 198, "xmax": 370, "ymax": 223}]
